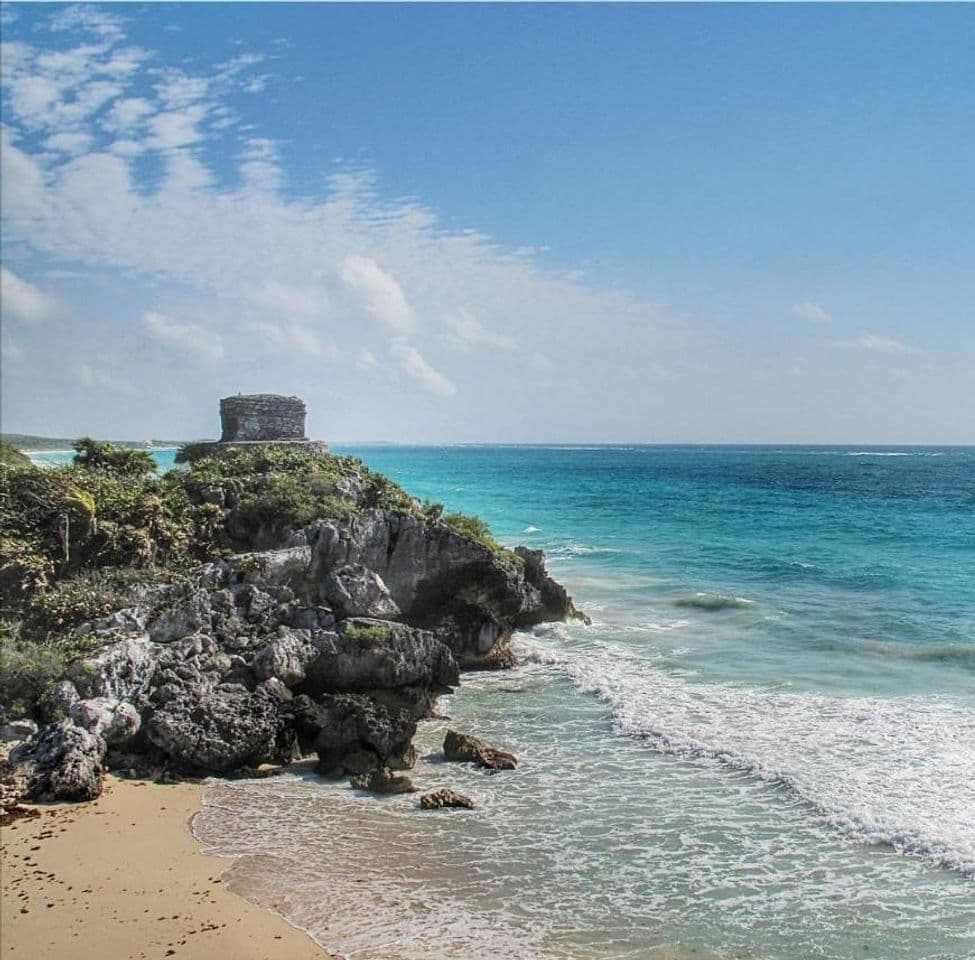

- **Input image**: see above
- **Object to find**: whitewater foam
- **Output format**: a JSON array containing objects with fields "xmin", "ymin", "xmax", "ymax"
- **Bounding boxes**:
[{"xmin": 515, "ymin": 633, "xmax": 975, "ymax": 878}]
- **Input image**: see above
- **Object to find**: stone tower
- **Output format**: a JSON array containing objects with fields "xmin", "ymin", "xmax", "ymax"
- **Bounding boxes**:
[
  {"xmin": 219, "ymin": 394, "xmax": 307, "ymax": 442},
  {"xmin": 176, "ymin": 393, "xmax": 328, "ymax": 463}
]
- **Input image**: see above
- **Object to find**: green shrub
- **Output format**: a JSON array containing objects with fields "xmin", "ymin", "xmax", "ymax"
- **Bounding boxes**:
[
  {"xmin": 73, "ymin": 437, "xmax": 156, "ymax": 476},
  {"xmin": 0, "ymin": 441, "xmax": 31, "ymax": 467},
  {"xmin": 0, "ymin": 624, "xmax": 73, "ymax": 720},
  {"xmin": 344, "ymin": 623, "xmax": 395, "ymax": 643}
]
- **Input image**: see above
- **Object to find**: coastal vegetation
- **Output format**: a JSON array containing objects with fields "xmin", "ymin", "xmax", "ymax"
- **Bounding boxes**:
[{"xmin": 0, "ymin": 439, "xmax": 531, "ymax": 723}]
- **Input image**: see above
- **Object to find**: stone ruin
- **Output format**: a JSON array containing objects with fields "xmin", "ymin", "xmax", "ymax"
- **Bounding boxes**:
[
  {"xmin": 220, "ymin": 394, "xmax": 307, "ymax": 442},
  {"xmin": 176, "ymin": 394, "xmax": 328, "ymax": 463}
]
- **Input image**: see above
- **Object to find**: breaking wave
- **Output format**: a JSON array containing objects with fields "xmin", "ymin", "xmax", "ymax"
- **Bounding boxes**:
[
  {"xmin": 516, "ymin": 635, "xmax": 975, "ymax": 878},
  {"xmin": 673, "ymin": 593, "xmax": 756, "ymax": 611}
]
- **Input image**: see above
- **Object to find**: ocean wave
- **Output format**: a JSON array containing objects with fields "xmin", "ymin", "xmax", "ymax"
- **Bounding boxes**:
[
  {"xmin": 548, "ymin": 542, "xmax": 624, "ymax": 559},
  {"xmin": 522, "ymin": 525, "xmax": 541, "ymax": 533},
  {"xmin": 859, "ymin": 641, "xmax": 975, "ymax": 669},
  {"xmin": 515, "ymin": 635, "xmax": 975, "ymax": 878},
  {"xmin": 673, "ymin": 593, "xmax": 756, "ymax": 611}
]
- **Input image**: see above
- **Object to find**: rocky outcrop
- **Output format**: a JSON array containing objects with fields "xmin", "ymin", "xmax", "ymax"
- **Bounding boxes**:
[
  {"xmin": 1, "ymin": 721, "xmax": 105, "ymax": 802},
  {"xmin": 443, "ymin": 729, "xmax": 518, "ymax": 771},
  {"xmin": 1, "ymin": 464, "xmax": 580, "ymax": 805},
  {"xmin": 308, "ymin": 510, "xmax": 580, "ymax": 667},
  {"xmin": 420, "ymin": 788, "xmax": 475, "ymax": 810},
  {"xmin": 146, "ymin": 684, "xmax": 296, "ymax": 773}
]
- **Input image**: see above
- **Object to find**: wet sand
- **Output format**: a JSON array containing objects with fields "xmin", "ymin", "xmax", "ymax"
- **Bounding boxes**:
[{"xmin": 0, "ymin": 775, "xmax": 331, "ymax": 960}]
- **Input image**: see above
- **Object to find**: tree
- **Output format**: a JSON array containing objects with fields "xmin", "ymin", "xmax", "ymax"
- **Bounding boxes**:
[{"xmin": 72, "ymin": 438, "xmax": 155, "ymax": 477}]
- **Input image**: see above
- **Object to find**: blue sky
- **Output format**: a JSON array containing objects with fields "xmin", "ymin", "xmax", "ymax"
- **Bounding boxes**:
[{"xmin": 2, "ymin": 3, "xmax": 973, "ymax": 443}]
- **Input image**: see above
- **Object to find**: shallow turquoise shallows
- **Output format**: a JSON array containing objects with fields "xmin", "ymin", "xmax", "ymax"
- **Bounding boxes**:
[{"xmin": 43, "ymin": 444, "xmax": 975, "ymax": 958}]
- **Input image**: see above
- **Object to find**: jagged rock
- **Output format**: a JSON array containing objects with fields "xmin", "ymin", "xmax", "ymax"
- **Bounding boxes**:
[
  {"xmin": 443, "ymin": 729, "xmax": 518, "ymax": 771},
  {"xmin": 350, "ymin": 766, "xmax": 418, "ymax": 794},
  {"xmin": 257, "ymin": 678, "xmax": 293, "ymax": 701},
  {"xmin": 251, "ymin": 627, "xmax": 323, "ymax": 687},
  {"xmin": 420, "ymin": 788, "xmax": 475, "ymax": 810},
  {"xmin": 0, "ymin": 719, "xmax": 37, "ymax": 743},
  {"xmin": 148, "ymin": 589, "xmax": 212, "ymax": 643},
  {"xmin": 42, "ymin": 679, "xmax": 81, "ymax": 720},
  {"xmin": 515, "ymin": 547, "xmax": 591, "ymax": 625},
  {"xmin": 67, "ymin": 636, "xmax": 156, "ymax": 701},
  {"xmin": 301, "ymin": 619, "xmax": 458, "ymax": 695},
  {"xmin": 69, "ymin": 698, "xmax": 141, "ymax": 746},
  {"xmin": 308, "ymin": 510, "xmax": 581, "ymax": 667},
  {"xmin": 1, "ymin": 721, "xmax": 106, "ymax": 802},
  {"xmin": 227, "ymin": 546, "xmax": 313, "ymax": 588},
  {"xmin": 323, "ymin": 564, "xmax": 401, "ymax": 619},
  {"xmin": 291, "ymin": 693, "xmax": 417, "ymax": 773},
  {"xmin": 146, "ymin": 685, "xmax": 295, "ymax": 772},
  {"xmin": 279, "ymin": 603, "xmax": 335, "ymax": 632}
]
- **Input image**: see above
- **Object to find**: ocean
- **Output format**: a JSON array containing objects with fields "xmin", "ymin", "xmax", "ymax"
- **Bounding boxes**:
[{"xmin": 30, "ymin": 444, "xmax": 975, "ymax": 958}]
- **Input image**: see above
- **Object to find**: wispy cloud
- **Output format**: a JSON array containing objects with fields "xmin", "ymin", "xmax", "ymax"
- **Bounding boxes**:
[
  {"xmin": 791, "ymin": 301, "xmax": 831, "ymax": 323},
  {"xmin": 831, "ymin": 334, "xmax": 909, "ymax": 354},
  {"xmin": 0, "ymin": 267, "xmax": 57, "ymax": 323},
  {"xmin": 144, "ymin": 311, "xmax": 224, "ymax": 362},
  {"xmin": 77, "ymin": 363, "xmax": 138, "ymax": 395},
  {"xmin": 340, "ymin": 256, "xmax": 417, "ymax": 336},
  {"xmin": 443, "ymin": 308, "xmax": 517, "ymax": 352},
  {"xmin": 1, "ymin": 7, "xmax": 680, "ymax": 422},
  {"xmin": 392, "ymin": 343, "xmax": 457, "ymax": 397}
]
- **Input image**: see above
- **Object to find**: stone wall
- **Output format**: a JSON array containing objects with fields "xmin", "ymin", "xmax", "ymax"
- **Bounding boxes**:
[{"xmin": 219, "ymin": 394, "xmax": 307, "ymax": 442}]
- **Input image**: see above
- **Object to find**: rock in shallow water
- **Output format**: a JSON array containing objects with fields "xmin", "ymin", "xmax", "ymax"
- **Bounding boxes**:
[
  {"xmin": 443, "ymin": 729, "xmax": 518, "ymax": 771},
  {"xmin": 350, "ymin": 766, "xmax": 418, "ymax": 794},
  {"xmin": 420, "ymin": 788, "xmax": 475, "ymax": 810}
]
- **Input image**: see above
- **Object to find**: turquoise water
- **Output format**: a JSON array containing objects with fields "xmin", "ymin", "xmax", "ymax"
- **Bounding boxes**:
[{"xmin": 36, "ymin": 444, "xmax": 975, "ymax": 956}]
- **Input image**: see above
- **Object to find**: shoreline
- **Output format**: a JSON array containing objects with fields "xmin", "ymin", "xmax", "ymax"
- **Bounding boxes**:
[{"xmin": 0, "ymin": 774, "xmax": 332, "ymax": 960}]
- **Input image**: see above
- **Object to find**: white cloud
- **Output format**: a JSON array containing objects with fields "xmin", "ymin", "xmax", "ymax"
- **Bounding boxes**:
[
  {"xmin": 246, "ymin": 278, "xmax": 327, "ymax": 318},
  {"xmin": 248, "ymin": 321, "xmax": 340, "ymax": 360},
  {"xmin": 340, "ymin": 256, "xmax": 417, "ymax": 335},
  {"xmin": 0, "ymin": 267, "xmax": 56, "ymax": 323},
  {"xmin": 792, "ymin": 301, "xmax": 831, "ymax": 323},
  {"xmin": 356, "ymin": 348, "xmax": 379, "ymax": 370},
  {"xmin": 392, "ymin": 343, "xmax": 457, "ymax": 397},
  {"xmin": 77, "ymin": 363, "xmax": 138, "ymax": 395},
  {"xmin": 832, "ymin": 334, "xmax": 909, "ymax": 355},
  {"xmin": 43, "ymin": 131, "xmax": 93, "ymax": 155},
  {"xmin": 144, "ymin": 311, "xmax": 224, "ymax": 362},
  {"xmin": 147, "ymin": 105, "xmax": 209, "ymax": 150},
  {"xmin": 102, "ymin": 96, "xmax": 154, "ymax": 132},
  {"xmin": 49, "ymin": 5, "xmax": 126, "ymax": 43},
  {"xmin": 443, "ymin": 308, "xmax": 517, "ymax": 352}
]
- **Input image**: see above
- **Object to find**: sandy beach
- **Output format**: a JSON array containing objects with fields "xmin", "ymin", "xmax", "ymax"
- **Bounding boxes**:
[{"xmin": 0, "ymin": 775, "xmax": 330, "ymax": 960}]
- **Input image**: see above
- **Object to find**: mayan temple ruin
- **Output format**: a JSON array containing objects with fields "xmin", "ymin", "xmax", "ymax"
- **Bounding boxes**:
[{"xmin": 177, "ymin": 394, "xmax": 329, "ymax": 462}]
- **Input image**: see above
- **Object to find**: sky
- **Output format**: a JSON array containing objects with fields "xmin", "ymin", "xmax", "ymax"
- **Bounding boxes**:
[{"xmin": 1, "ymin": 2, "xmax": 973, "ymax": 444}]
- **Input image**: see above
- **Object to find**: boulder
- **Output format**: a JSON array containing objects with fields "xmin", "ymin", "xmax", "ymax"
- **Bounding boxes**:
[
  {"xmin": 350, "ymin": 766, "xmax": 418, "ymax": 794},
  {"xmin": 443, "ymin": 729, "xmax": 518, "ymax": 771},
  {"xmin": 291, "ymin": 693, "xmax": 417, "ymax": 773},
  {"xmin": 322, "ymin": 564, "xmax": 401, "ymax": 619},
  {"xmin": 68, "ymin": 636, "xmax": 156, "ymax": 701},
  {"xmin": 251, "ymin": 627, "xmax": 323, "ymax": 687},
  {"xmin": 301, "ymin": 619, "xmax": 458, "ymax": 695},
  {"xmin": 69, "ymin": 698, "xmax": 141, "ymax": 746},
  {"xmin": 420, "ymin": 788, "xmax": 475, "ymax": 810},
  {"xmin": 146, "ymin": 685, "xmax": 295, "ymax": 772},
  {"xmin": 148, "ymin": 589, "xmax": 212, "ymax": 643},
  {"xmin": 1, "ymin": 721, "xmax": 106, "ymax": 802}
]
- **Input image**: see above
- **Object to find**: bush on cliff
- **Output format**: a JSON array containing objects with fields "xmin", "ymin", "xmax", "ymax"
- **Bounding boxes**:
[
  {"xmin": 0, "ymin": 441, "xmax": 31, "ymax": 467},
  {"xmin": 1, "ymin": 442, "xmax": 514, "ymax": 626}
]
